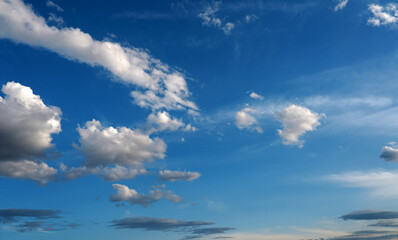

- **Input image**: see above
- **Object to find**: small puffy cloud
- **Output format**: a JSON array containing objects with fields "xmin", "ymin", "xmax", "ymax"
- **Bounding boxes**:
[
  {"xmin": 0, "ymin": 0, "xmax": 197, "ymax": 113},
  {"xmin": 325, "ymin": 170, "xmax": 398, "ymax": 198},
  {"xmin": 159, "ymin": 170, "xmax": 201, "ymax": 182},
  {"xmin": 380, "ymin": 145, "xmax": 398, "ymax": 162},
  {"xmin": 235, "ymin": 108, "xmax": 263, "ymax": 133},
  {"xmin": 341, "ymin": 210, "xmax": 398, "ymax": 220},
  {"xmin": 111, "ymin": 217, "xmax": 213, "ymax": 231},
  {"xmin": 0, "ymin": 160, "xmax": 57, "ymax": 185},
  {"xmin": 368, "ymin": 3, "xmax": 398, "ymax": 27},
  {"xmin": 249, "ymin": 92, "xmax": 264, "ymax": 100},
  {"xmin": 46, "ymin": 0, "xmax": 63, "ymax": 12},
  {"xmin": 110, "ymin": 184, "xmax": 183, "ymax": 207},
  {"xmin": 276, "ymin": 105, "xmax": 322, "ymax": 147},
  {"xmin": 77, "ymin": 119, "xmax": 166, "ymax": 167},
  {"xmin": 334, "ymin": 0, "xmax": 348, "ymax": 11},
  {"xmin": 146, "ymin": 111, "xmax": 196, "ymax": 133},
  {"xmin": 0, "ymin": 82, "xmax": 61, "ymax": 184}
]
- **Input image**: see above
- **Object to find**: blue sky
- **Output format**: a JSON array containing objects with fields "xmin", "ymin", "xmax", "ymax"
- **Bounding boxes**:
[{"xmin": 3, "ymin": 0, "xmax": 398, "ymax": 239}]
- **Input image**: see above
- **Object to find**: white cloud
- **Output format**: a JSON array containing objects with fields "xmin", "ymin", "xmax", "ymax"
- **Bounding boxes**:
[
  {"xmin": 0, "ymin": 0, "xmax": 197, "ymax": 113},
  {"xmin": 0, "ymin": 160, "xmax": 57, "ymax": 185},
  {"xmin": 0, "ymin": 82, "xmax": 61, "ymax": 184},
  {"xmin": 334, "ymin": 0, "xmax": 348, "ymax": 11},
  {"xmin": 249, "ymin": 91, "xmax": 264, "ymax": 100},
  {"xmin": 146, "ymin": 111, "xmax": 185, "ymax": 133},
  {"xmin": 325, "ymin": 170, "xmax": 398, "ymax": 198},
  {"xmin": 46, "ymin": 0, "xmax": 63, "ymax": 12},
  {"xmin": 47, "ymin": 13, "xmax": 64, "ymax": 26},
  {"xmin": 110, "ymin": 184, "xmax": 183, "ymax": 207},
  {"xmin": 235, "ymin": 107, "xmax": 263, "ymax": 133},
  {"xmin": 276, "ymin": 105, "xmax": 322, "ymax": 147},
  {"xmin": 368, "ymin": 3, "xmax": 398, "ymax": 27},
  {"xmin": 198, "ymin": 1, "xmax": 235, "ymax": 35},
  {"xmin": 77, "ymin": 119, "xmax": 166, "ymax": 167},
  {"xmin": 380, "ymin": 145, "xmax": 398, "ymax": 162},
  {"xmin": 159, "ymin": 170, "xmax": 201, "ymax": 182},
  {"xmin": 62, "ymin": 165, "xmax": 147, "ymax": 181}
]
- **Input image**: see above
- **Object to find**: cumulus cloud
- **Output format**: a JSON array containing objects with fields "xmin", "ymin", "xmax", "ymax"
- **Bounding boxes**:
[
  {"xmin": 62, "ymin": 165, "xmax": 147, "ymax": 181},
  {"xmin": 341, "ymin": 210, "xmax": 398, "ymax": 220},
  {"xmin": 111, "ymin": 216, "xmax": 213, "ymax": 231},
  {"xmin": 0, "ymin": 0, "xmax": 197, "ymax": 113},
  {"xmin": 0, "ymin": 82, "xmax": 61, "ymax": 184},
  {"xmin": 146, "ymin": 111, "xmax": 196, "ymax": 133},
  {"xmin": 380, "ymin": 145, "xmax": 398, "ymax": 162},
  {"xmin": 368, "ymin": 3, "xmax": 398, "ymax": 27},
  {"xmin": 235, "ymin": 107, "xmax": 263, "ymax": 133},
  {"xmin": 159, "ymin": 170, "xmax": 201, "ymax": 182},
  {"xmin": 198, "ymin": 1, "xmax": 235, "ymax": 35},
  {"xmin": 77, "ymin": 119, "xmax": 166, "ymax": 167},
  {"xmin": 110, "ymin": 184, "xmax": 183, "ymax": 207},
  {"xmin": 325, "ymin": 170, "xmax": 398, "ymax": 198},
  {"xmin": 249, "ymin": 92, "xmax": 264, "ymax": 100},
  {"xmin": 334, "ymin": 0, "xmax": 348, "ymax": 11},
  {"xmin": 276, "ymin": 105, "xmax": 322, "ymax": 147}
]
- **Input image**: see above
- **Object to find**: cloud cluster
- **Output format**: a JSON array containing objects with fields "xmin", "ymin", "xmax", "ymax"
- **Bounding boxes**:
[
  {"xmin": 110, "ymin": 184, "xmax": 183, "ymax": 207},
  {"xmin": 235, "ymin": 107, "xmax": 263, "ymax": 133},
  {"xmin": 0, "ymin": 0, "xmax": 197, "ymax": 113},
  {"xmin": 368, "ymin": 3, "xmax": 398, "ymax": 27},
  {"xmin": 276, "ymin": 105, "xmax": 322, "ymax": 147},
  {"xmin": 198, "ymin": 1, "xmax": 235, "ymax": 35},
  {"xmin": 159, "ymin": 170, "xmax": 201, "ymax": 182},
  {"xmin": 0, "ymin": 82, "xmax": 61, "ymax": 184}
]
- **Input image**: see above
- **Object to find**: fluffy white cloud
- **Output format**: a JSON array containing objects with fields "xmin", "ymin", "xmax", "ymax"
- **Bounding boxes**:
[
  {"xmin": 110, "ymin": 184, "xmax": 183, "ymax": 207},
  {"xmin": 235, "ymin": 108, "xmax": 263, "ymax": 133},
  {"xmin": 146, "ymin": 111, "xmax": 197, "ymax": 134},
  {"xmin": 249, "ymin": 92, "xmax": 264, "ymax": 100},
  {"xmin": 368, "ymin": 3, "xmax": 398, "ymax": 26},
  {"xmin": 380, "ymin": 145, "xmax": 398, "ymax": 162},
  {"xmin": 0, "ymin": 0, "xmax": 197, "ymax": 113},
  {"xmin": 0, "ymin": 160, "xmax": 57, "ymax": 185},
  {"xmin": 159, "ymin": 170, "xmax": 201, "ymax": 182},
  {"xmin": 0, "ymin": 82, "xmax": 61, "ymax": 160},
  {"xmin": 0, "ymin": 82, "xmax": 61, "ymax": 184},
  {"xmin": 276, "ymin": 105, "xmax": 322, "ymax": 147},
  {"xmin": 77, "ymin": 119, "xmax": 166, "ymax": 167},
  {"xmin": 198, "ymin": 1, "xmax": 235, "ymax": 35},
  {"xmin": 325, "ymin": 170, "xmax": 398, "ymax": 198},
  {"xmin": 334, "ymin": 0, "xmax": 348, "ymax": 11}
]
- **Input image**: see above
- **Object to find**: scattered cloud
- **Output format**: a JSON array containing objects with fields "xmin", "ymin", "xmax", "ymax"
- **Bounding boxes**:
[
  {"xmin": 198, "ymin": 1, "xmax": 235, "ymax": 35},
  {"xmin": 0, "ymin": 82, "xmax": 61, "ymax": 184},
  {"xmin": 46, "ymin": 0, "xmax": 63, "ymax": 12},
  {"xmin": 331, "ymin": 230, "xmax": 398, "ymax": 240},
  {"xmin": 341, "ymin": 210, "xmax": 398, "ymax": 220},
  {"xmin": 47, "ymin": 13, "xmax": 64, "ymax": 26},
  {"xmin": 110, "ymin": 184, "xmax": 183, "ymax": 207},
  {"xmin": 334, "ymin": 0, "xmax": 348, "ymax": 11},
  {"xmin": 380, "ymin": 145, "xmax": 398, "ymax": 162},
  {"xmin": 191, "ymin": 227, "xmax": 235, "ymax": 235},
  {"xmin": 62, "ymin": 165, "xmax": 147, "ymax": 181},
  {"xmin": 158, "ymin": 170, "xmax": 201, "ymax": 182},
  {"xmin": 110, "ymin": 216, "xmax": 213, "ymax": 231},
  {"xmin": 368, "ymin": 3, "xmax": 398, "ymax": 27},
  {"xmin": 369, "ymin": 220, "xmax": 398, "ymax": 228},
  {"xmin": 325, "ymin": 170, "xmax": 398, "ymax": 198},
  {"xmin": 0, "ymin": 0, "xmax": 198, "ymax": 113},
  {"xmin": 235, "ymin": 107, "xmax": 263, "ymax": 133},
  {"xmin": 276, "ymin": 105, "xmax": 323, "ymax": 147},
  {"xmin": 146, "ymin": 111, "xmax": 196, "ymax": 133},
  {"xmin": 249, "ymin": 92, "xmax": 264, "ymax": 100}
]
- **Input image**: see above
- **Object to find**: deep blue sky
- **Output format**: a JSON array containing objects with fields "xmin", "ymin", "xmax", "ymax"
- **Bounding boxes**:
[{"xmin": 2, "ymin": 0, "xmax": 398, "ymax": 239}]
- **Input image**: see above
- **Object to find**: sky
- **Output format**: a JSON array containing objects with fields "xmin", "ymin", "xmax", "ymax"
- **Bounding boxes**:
[{"xmin": 3, "ymin": 0, "xmax": 398, "ymax": 239}]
